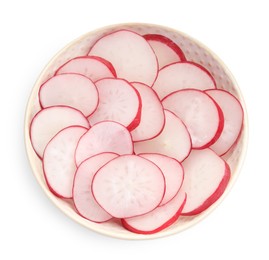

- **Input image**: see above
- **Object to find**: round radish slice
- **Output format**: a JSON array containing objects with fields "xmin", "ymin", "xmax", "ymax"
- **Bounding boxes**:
[
  {"xmin": 162, "ymin": 89, "xmax": 224, "ymax": 149},
  {"xmin": 55, "ymin": 56, "xmax": 116, "ymax": 81},
  {"xmin": 88, "ymin": 78, "xmax": 141, "ymax": 130},
  {"xmin": 152, "ymin": 61, "xmax": 216, "ymax": 100},
  {"xmin": 205, "ymin": 89, "xmax": 244, "ymax": 156},
  {"xmin": 88, "ymin": 30, "xmax": 158, "ymax": 86},
  {"xmin": 39, "ymin": 74, "xmax": 98, "ymax": 117},
  {"xmin": 43, "ymin": 126, "xmax": 87, "ymax": 198},
  {"xmin": 30, "ymin": 106, "xmax": 89, "ymax": 158},
  {"xmin": 139, "ymin": 153, "xmax": 184, "ymax": 205},
  {"xmin": 134, "ymin": 110, "xmax": 191, "ymax": 162},
  {"xmin": 92, "ymin": 155, "xmax": 165, "ymax": 218},
  {"xmin": 73, "ymin": 152, "xmax": 118, "ymax": 222},
  {"xmin": 131, "ymin": 82, "xmax": 165, "ymax": 142},
  {"xmin": 181, "ymin": 149, "xmax": 231, "ymax": 216},
  {"xmin": 75, "ymin": 121, "xmax": 133, "ymax": 166},
  {"xmin": 122, "ymin": 190, "xmax": 186, "ymax": 234},
  {"xmin": 143, "ymin": 34, "xmax": 186, "ymax": 69}
]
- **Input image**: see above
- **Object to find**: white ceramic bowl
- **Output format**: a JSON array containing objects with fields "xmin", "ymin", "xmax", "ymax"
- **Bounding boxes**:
[{"xmin": 25, "ymin": 23, "xmax": 248, "ymax": 240}]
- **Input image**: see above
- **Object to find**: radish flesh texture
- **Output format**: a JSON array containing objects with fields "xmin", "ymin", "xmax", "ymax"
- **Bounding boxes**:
[
  {"xmin": 134, "ymin": 109, "xmax": 191, "ymax": 162},
  {"xmin": 73, "ymin": 152, "xmax": 118, "ymax": 222},
  {"xmin": 88, "ymin": 78, "xmax": 141, "ymax": 131},
  {"xmin": 92, "ymin": 155, "xmax": 165, "ymax": 218},
  {"xmin": 75, "ymin": 121, "xmax": 133, "ymax": 166},
  {"xmin": 162, "ymin": 89, "xmax": 224, "ymax": 149},
  {"xmin": 122, "ymin": 190, "xmax": 186, "ymax": 234},
  {"xmin": 181, "ymin": 149, "xmax": 231, "ymax": 215},
  {"xmin": 55, "ymin": 56, "xmax": 116, "ymax": 82},
  {"xmin": 139, "ymin": 153, "xmax": 184, "ymax": 205},
  {"xmin": 153, "ymin": 61, "xmax": 216, "ymax": 100},
  {"xmin": 30, "ymin": 106, "xmax": 89, "ymax": 158},
  {"xmin": 43, "ymin": 126, "xmax": 87, "ymax": 198},
  {"xmin": 88, "ymin": 30, "xmax": 158, "ymax": 86},
  {"xmin": 39, "ymin": 73, "xmax": 99, "ymax": 117}
]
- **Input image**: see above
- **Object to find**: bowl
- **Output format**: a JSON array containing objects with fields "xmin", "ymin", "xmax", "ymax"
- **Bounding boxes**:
[{"xmin": 24, "ymin": 23, "xmax": 248, "ymax": 240}]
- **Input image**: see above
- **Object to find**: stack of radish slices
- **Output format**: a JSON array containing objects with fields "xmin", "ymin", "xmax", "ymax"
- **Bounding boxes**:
[{"xmin": 29, "ymin": 29, "xmax": 244, "ymax": 235}]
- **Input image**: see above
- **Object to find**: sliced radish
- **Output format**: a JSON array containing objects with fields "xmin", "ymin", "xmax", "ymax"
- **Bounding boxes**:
[
  {"xmin": 134, "ymin": 110, "xmax": 191, "ymax": 162},
  {"xmin": 55, "ymin": 56, "xmax": 116, "ymax": 82},
  {"xmin": 30, "ymin": 106, "xmax": 89, "ymax": 158},
  {"xmin": 122, "ymin": 190, "xmax": 186, "ymax": 234},
  {"xmin": 43, "ymin": 126, "xmax": 87, "ymax": 198},
  {"xmin": 92, "ymin": 155, "xmax": 165, "ymax": 218},
  {"xmin": 152, "ymin": 61, "xmax": 216, "ymax": 100},
  {"xmin": 181, "ymin": 149, "xmax": 231, "ymax": 215},
  {"xmin": 205, "ymin": 89, "xmax": 244, "ymax": 156},
  {"xmin": 88, "ymin": 78, "xmax": 141, "ymax": 130},
  {"xmin": 130, "ymin": 82, "xmax": 165, "ymax": 142},
  {"xmin": 162, "ymin": 89, "xmax": 224, "ymax": 149},
  {"xmin": 73, "ymin": 152, "xmax": 118, "ymax": 222},
  {"xmin": 39, "ymin": 73, "xmax": 99, "ymax": 117},
  {"xmin": 139, "ymin": 153, "xmax": 184, "ymax": 205},
  {"xmin": 75, "ymin": 121, "xmax": 133, "ymax": 166},
  {"xmin": 143, "ymin": 34, "xmax": 186, "ymax": 69},
  {"xmin": 88, "ymin": 30, "xmax": 158, "ymax": 86}
]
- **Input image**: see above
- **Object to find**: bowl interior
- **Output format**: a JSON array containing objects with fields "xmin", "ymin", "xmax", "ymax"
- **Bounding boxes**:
[{"xmin": 25, "ymin": 23, "xmax": 248, "ymax": 239}]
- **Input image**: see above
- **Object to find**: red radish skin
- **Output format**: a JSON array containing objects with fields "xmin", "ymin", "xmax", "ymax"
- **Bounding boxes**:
[
  {"xmin": 143, "ymin": 34, "xmax": 186, "ymax": 69},
  {"xmin": 88, "ymin": 30, "xmax": 158, "ymax": 86},
  {"xmin": 55, "ymin": 56, "xmax": 116, "ymax": 81},
  {"xmin": 162, "ymin": 89, "xmax": 224, "ymax": 149},
  {"xmin": 92, "ymin": 155, "xmax": 165, "ymax": 218},
  {"xmin": 39, "ymin": 73, "xmax": 99, "ymax": 117},
  {"xmin": 122, "ymin": 191, "xmax": 186, "ymax": 234}
]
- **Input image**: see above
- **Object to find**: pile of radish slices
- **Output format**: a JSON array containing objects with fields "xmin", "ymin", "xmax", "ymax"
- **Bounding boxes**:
[{"xmin": 30, "ymin": 29, "xmax": 244, "ymax": 235}]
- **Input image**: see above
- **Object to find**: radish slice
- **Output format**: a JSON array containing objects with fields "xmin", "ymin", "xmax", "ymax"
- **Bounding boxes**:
[
  {"xmin": 30, "ymin": 106, "xmax": 89, "ymax": 158},
  {"xmin": 181, "ymin": 149, "xmax": 231, "ymax": 215},
  {"xmin": 92, "ymin": 155, "xmax": 165, "ymax": 218},
  {"xmin": 205, "ymin": 89, "xmax": 244, "ymax": 156},
  {"xmin": 75, "ymin": 121, "xmax": 133, "ymax": 166},
  {"xmin": 88, "ymin": 30, "xmax": 158, "ymax": 86},
  {"xmin": 88, "ymin": 78, "xmax": 141, "ymax": 130},
  {"xmin": 122, "ymin": 190, "xmax": 186, "ymax": 234},
  {"xmin": 43, "ymin": 126, "xmax": 87, "ymax": 198},
  {"xmin": 73, "ymin": 152, "xmax": 118, "ymax": 222},
  {"xmin": 143, "ymin": 34, "xmax": 186, "ymax": 69},
  {"xmin": 162, "ymin": 89, "xmax": 224, "ymax": 149},
  {"xmin": 153, "ymin": 61, "xmax": 216, "ymax": 100},
  {"xmin": 55, "ymin": 56, "xmax": 116, "ymax": 82},
  {"xmin": 131, "ymin": 82, "xmax": 165, "ymax": 142},
  {"xmin": 139, "ymin": 153, "xmax": 184, "ymax": 205},
  {"xmin": 134, "ymin": 110, "xmax": 191, "ymax": 162},
  {"xmin": 39, "ymin": 74, "xmax": 99, "ymax": 117}
]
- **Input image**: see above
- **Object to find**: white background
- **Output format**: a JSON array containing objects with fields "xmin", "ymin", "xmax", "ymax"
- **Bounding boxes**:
[{"xmin": 1, "ymin": 0, "xmax": 268, "ymax": 259}]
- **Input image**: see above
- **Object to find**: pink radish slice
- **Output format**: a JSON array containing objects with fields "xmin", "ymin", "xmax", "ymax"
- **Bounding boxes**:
[
  {"xmin": 88, "ymin": 30, "xmax": 158, "ymax": 86},
  {"xmin": 88, "ymin": 78, "xmax": 141, "ymax": 130},
  {"xmin": 39, "ymin": 73, "xmax": 98, "ymax": 117},
  {"xmin": 131, "ymin": 82, "xmax": 165, "ymax": 142},
  {"xmin": 122, "ymin": 190, "xmax": 186, "ymax": 234},
  {"xmin": 134, "ymin": 110, "xmax": 191, "ymax": 162},
  {"xmin": 92, "ymin": 155, "xmax": 165, "ymax": 218},
  {"xmin": 43, "ymin": 126, "xmax": 87, "ymax": 198},
  {"xmin": 205, "ymin": 89, "xmax": 244, "ymax": 156},
  {"xmin": 162, "ymin": 89, "xmax": 224, "ymax": 149},
  {"xmin": 73, "ymin": 152, "xmax": 118, "ymax": 222},
  {"xmin": 152, "ymin": 61, "xmax": 216, "ymax": 100},
  {"xmin": 30, "ymin": 106, "xmax": 89, "ymax": 158},
  {"xmin": 181, "ymin": 149, "xmax": 231, "ymax": 216},
  {"xmin": 75, "ymin": 121, "xmax": 133, "ymax": 166},
  {"xmin": 143, "ymin": 34, "xmax": 186, "ymax": 69},
  {"xmin": 139, "ymin": 153, "xmax": 184, "ymax": 205},
  {"xmin": 55, "ymin": 56, "xmax": 116, "ymax": 82}
]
